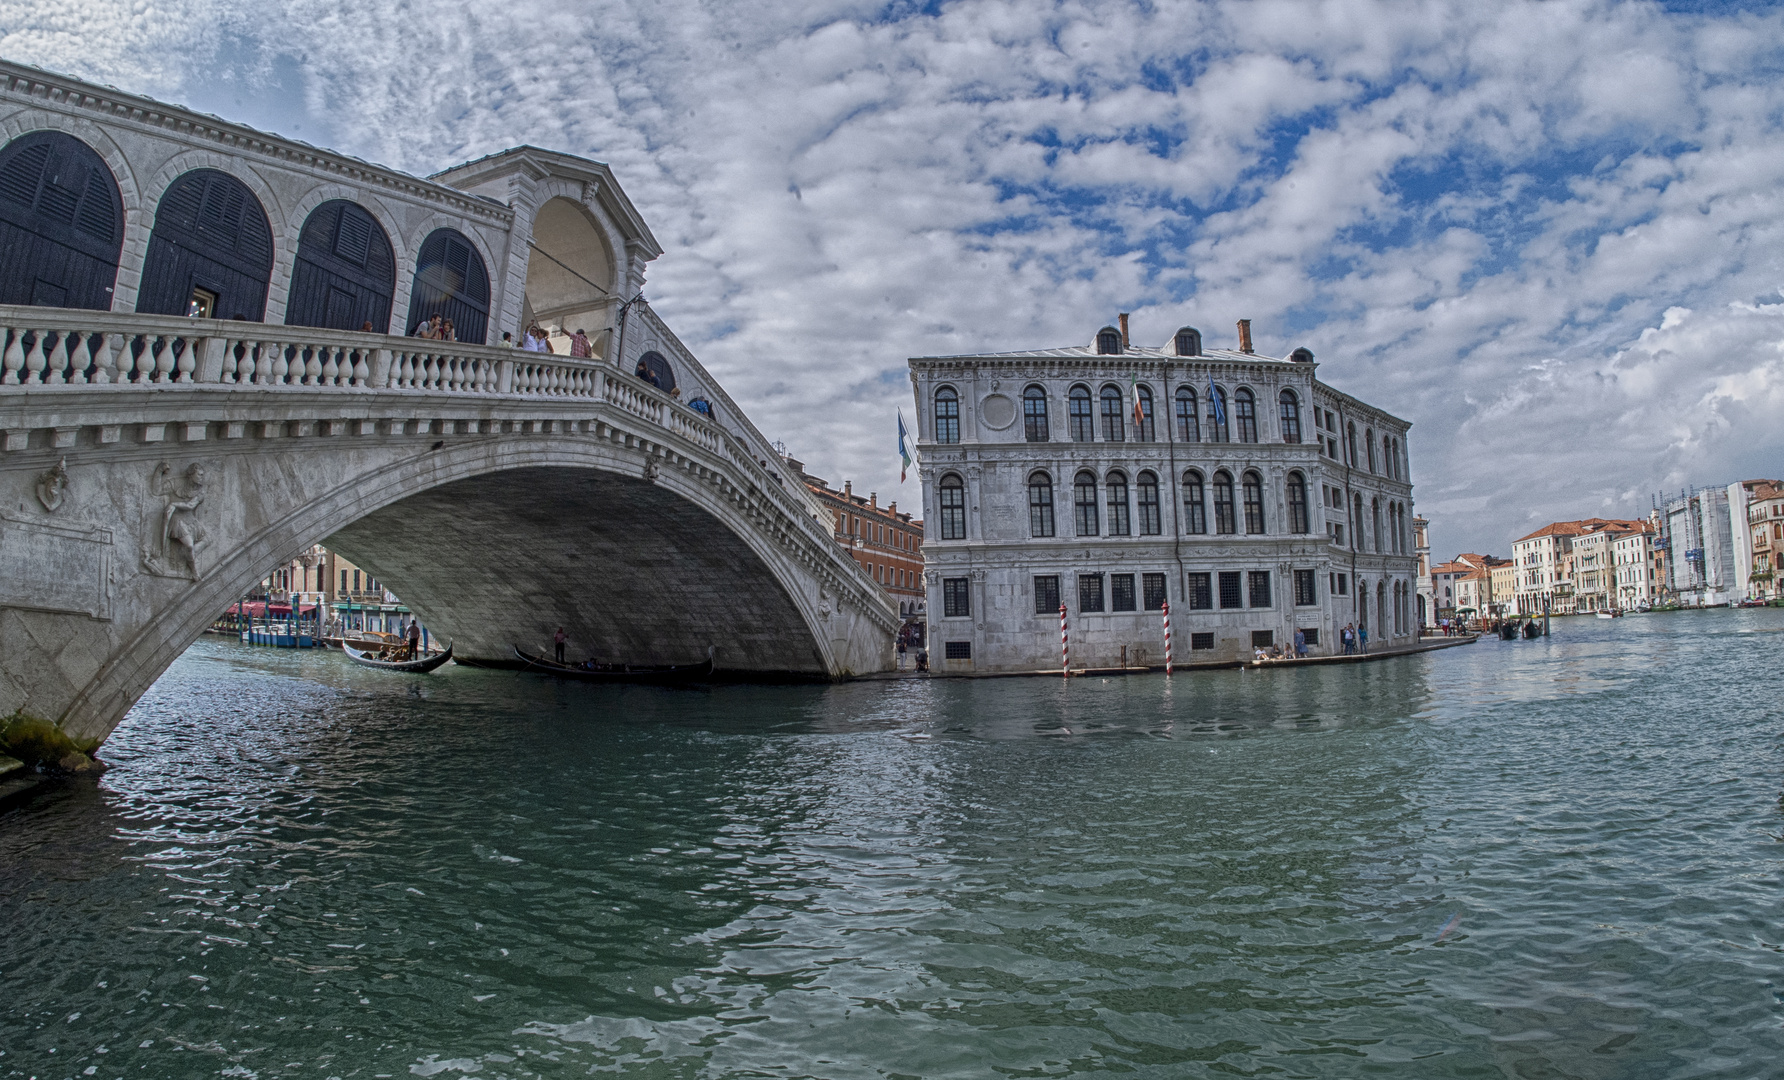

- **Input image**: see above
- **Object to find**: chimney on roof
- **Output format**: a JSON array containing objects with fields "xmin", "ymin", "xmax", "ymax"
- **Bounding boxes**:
[
  {"xmin": 844, "ymin": 480, "xmax": 852, "ymax": 498},
  {"xmin": 870, "ymin": 492, "xmax": 877, "ymax": 509},
  {"xmin": 1118, "ymin": 313, "xmax": 1130, "ymax": 347},
  {"xmin": 1237, "ymin": 319, "xmax": 1253, "ymax": 354},
  {"xmin": 889, "ymin": 501, "xmax": 896, "ymax": 514}
]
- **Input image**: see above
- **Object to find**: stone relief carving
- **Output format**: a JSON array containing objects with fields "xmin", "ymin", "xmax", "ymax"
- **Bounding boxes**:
[
  {"xmin": 142, "ymin": 462, "xmax": 208, "ymax": 580},
  {"xmin": 35, "ymin": 457, "xmax": 68, "ymax": 512},
  {"xmin": 643, "ymin": 458, "xmax": 660, "ymax": 482}
]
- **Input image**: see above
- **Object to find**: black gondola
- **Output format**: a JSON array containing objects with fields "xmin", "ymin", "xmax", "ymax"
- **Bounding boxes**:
[
  {"xmin": 1522, "ymin": 620, "xmax": 1543, "ymax": 639},
  {"xmin": 1498, "ymin": 622, "xmax": 1519, "ymax": 640},
  {"xmin": 511, "ymin": 645, "xmax": 713, "ymax": 684},
  {"xmin": 342, "ymin": 642, "xmax": 454, "ymax": 673}
]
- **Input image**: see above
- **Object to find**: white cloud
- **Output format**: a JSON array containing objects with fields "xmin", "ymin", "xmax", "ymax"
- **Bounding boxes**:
[{"xmin": 6, "ymin": 0, "xmax": 1784, "ymax": 556}]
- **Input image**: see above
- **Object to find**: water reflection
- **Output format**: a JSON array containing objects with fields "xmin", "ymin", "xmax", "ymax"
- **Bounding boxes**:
[{"xmin": 2, "ymin": 610, "xmax": 1782, "ymax": 1078}]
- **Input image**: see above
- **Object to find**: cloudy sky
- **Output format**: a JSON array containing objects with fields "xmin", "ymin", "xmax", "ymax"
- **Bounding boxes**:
[{"xmin": 5, "ymin": 0, "xmax": 1783, "ymax": 556}]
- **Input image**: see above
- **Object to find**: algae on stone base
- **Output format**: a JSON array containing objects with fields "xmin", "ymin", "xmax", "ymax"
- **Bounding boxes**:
[{"xmin": 0, "ymin": 711, "xmax": 102, "ymax": 772}]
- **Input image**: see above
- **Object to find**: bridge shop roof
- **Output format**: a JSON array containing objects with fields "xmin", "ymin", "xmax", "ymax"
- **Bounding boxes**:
[{"xmin": 909, "ymin": 346, "xmax": 1298, "ymax": 363}]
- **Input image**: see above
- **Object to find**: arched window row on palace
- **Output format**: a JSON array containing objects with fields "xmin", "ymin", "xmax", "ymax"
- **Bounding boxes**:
[
  {"xmin": 963, "ymin": 468, "xmax": 1317, "ymax": 540},
  {"xmin": 933, "ymin": 381, "xmax": 1343, "ymax": 448},
  {"xmin": 0, "ymin": 131, "xmax": 495, "ymax": 343}
]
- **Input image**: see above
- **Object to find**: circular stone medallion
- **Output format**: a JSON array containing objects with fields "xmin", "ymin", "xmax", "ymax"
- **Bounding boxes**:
[{"xmin": 980, "ymin": 393, "xmax": 1017, "ymax": 430}]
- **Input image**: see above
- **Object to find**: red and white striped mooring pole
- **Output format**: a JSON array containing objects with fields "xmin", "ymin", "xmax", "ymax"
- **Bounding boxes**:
[
  {"xmin": 1059, "ymin": 602, "xmax": 1070, "ymax": 678},
  {"xmin": 1163, "ymin": 598, "xmax": 1173, "ymax": 675}
]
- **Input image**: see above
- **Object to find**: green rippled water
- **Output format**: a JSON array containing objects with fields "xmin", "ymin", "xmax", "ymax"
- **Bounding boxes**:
[{"xmin": 4, "ymin": 609, "xmax": 1783, "ymax": 1078}]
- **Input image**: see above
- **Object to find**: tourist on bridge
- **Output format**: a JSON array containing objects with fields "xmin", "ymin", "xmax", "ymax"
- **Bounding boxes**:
[
  {"xmin": 522, "ymin": 324, "xmax": 550, "ymax": 352},
  {"xmin": 441, "ymin": 319, "xmax": 456, "ymax": 342},
  {"xmin": 569, "ymin": 329, "xmax": 593, "ymax": 358},
  {"xmin": 554, "ymin": 627, "xmax": 567, "ymax": 664}
]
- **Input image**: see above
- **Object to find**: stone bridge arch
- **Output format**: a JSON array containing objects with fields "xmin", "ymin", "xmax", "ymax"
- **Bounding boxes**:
[{"xmin": 0, "ymin": 306, "xmax": 895, "ymax": 759}]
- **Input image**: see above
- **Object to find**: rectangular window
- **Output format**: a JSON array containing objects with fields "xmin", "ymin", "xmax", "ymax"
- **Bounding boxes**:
[
  {"xmin": 1251, "ymin": 630, "xmax": 1275, "ymax": 648},
  {"xmin": 1299, "ymin": 627, "xmax": 1321, "ymax": 646},
  {"xmin": 1078, "ymin": 573, "xmax": 1105, "ymax": 613},
  {"xmin": 1294, "ymin": 569, "xmax": 1317, "ymax": 606},
  {"xmin": 341, "ymin": 569, "xmax": 348, "ymax": 593},
  {"xmin": 1142, "ymin": 573, "xmax": 1167, "ymax": 611},
  {"xmin": 944, "ymin": 640, "xmax": 972, "ymax": 660},
  {"xmin": 1249, "ymin": 570, "xmax": 1272, "ymax": 608},
  {"xmin": 1188, "ymin": 572, "xmax": 1212, "ymax": 610},
  {"xmin": 353, "ymin": 569, "xmax": 361, "ymax": 591},
  {"xmin": 1336, "ymin": 573, "xmax": 1348, "ymax": 596},
  {"xmin": 1034, "ymin": 575, "xmax": 1060, "ymax": 615},
  {"xmin": 943, "ymin": 577, "xmax": 971, "ymax": 618},
  {"xmin": 1111, "ymin": 573, "xmax": 1136, "ymax": 612},
  {"xmin": 1190, "ymin": 632, "xmax": 1215, "ymax": 650},
  {"xmin": 1219, "ymin": 571, "xmax": 1243, "ymax": 609}
]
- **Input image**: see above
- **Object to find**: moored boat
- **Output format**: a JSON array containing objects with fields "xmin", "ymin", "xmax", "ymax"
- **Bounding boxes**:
[
  {"xmin": 511, "ymin": 645, "xmax": 713, "ymax": 684},
  {"xmin": 342, "ymin": 642, "xmax": 454, "ymax": 673}
]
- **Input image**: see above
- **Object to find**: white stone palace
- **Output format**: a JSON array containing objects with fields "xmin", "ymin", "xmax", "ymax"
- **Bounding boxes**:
[{"xmin": 910, "ymin": 320, "xmax": 1418, "ymax": 670}]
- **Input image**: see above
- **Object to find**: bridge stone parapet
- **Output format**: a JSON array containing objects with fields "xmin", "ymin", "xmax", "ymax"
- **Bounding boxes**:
[{"xmin": 0, "ymin": 306, "xmax": 896, "ymax": 759}]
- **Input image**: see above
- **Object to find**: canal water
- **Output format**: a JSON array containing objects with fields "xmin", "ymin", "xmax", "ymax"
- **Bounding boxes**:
[{"xmin": 3, "ymin": 611, "xmax": 1782, "ymax": 1079}]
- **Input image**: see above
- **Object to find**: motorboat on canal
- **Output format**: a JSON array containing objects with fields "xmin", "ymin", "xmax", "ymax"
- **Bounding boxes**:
[
  {"xmin": 509, "ymin": 645, "xmax": 714, "ymax": 684},
  {"xmin": 341, "ymin": 641, "xmax": 454, "ymax": 673}
]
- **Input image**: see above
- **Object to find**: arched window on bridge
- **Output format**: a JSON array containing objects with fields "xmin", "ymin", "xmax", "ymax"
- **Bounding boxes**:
[
  {"xmin": 636, "ymin": 350, "xmax": 676, "ymax": 392},
  {"xmin": 405, "ymin": 228, "xmax": 490, "ymax": 344},
  {"xmin": 0, "ymin": 131, "xmax": 124, "ymax": 310},
  {"xmin": 137, "ymin": 168, "xmax": 274, "ymax": 321},
  {"xmin": 285, "ymin": 200, "xmax": 396, "ymax": 332}
]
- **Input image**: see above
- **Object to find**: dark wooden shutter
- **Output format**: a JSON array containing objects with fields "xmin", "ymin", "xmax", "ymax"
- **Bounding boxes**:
[
  {"xmin": 136, "ymin": 169, "xmax": 274, "ymax": 320},
  {"xmin": 0, "ymin": 131, "xmax": 125, "ymax": 310},
  {"xmin": 286, "ymin": 200, "xmax": 395, "ymax": 332},
  {"xmin": 403, "ymin": 228, "xmax": 490, "ymax": 344}
]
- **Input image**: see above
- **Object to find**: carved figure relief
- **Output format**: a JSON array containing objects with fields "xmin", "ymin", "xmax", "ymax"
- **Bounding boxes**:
[
  {"xmin": 35, "ymin": 457, "xmax": 68, "ymax": 512},
  {"xmin": 143, "ymin": 462, "xmax": 208, "ymax": 580},
  {"xmin": 643, "ymin": 458, "xmax": 660, "ymax": 483}
]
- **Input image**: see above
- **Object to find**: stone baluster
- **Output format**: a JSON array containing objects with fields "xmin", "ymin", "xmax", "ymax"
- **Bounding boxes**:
[
  {"xmin": 273, "ymin": 343, "xmax": 293, "ymax": 384},
  {"xmin": 66, "ymin": 332, "xmax": 92, "ymax": 384},
  {"xmin": 219, "ymin": 340, "xmax": 240, "ymax": 384},
  {"xmin": 2, "ymin": 328, "xmax": 23, "ymax": 384},
  {"xmin": 175, "ymin": 337, "xmax": 197, "ymax": 383},
  {"xmin": 23, "ymin": 331, "xmax": 48, "ymax": 384},
  {"xmin": 351, "ymin": 349, "xmax": 370, "ymax": 387},
  {"xmin": 150, "ymin": 337, "xmax": 175, "ymax": 382},
  {"xmin": 41, "ymin": 331, "xmax": 69, "ymax": 384},
  {"xmin": 88, "ymin": 332, "xmax": 115, "ymax": 384}
]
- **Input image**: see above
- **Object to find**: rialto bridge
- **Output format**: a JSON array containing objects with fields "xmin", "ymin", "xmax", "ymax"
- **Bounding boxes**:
[{"xmin": 0, "ymin": 62, "xmax": 896, "ymax": 760}]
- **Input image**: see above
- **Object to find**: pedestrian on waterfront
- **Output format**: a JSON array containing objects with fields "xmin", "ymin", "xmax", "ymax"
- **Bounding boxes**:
[
  {"xmin": 897, "ymin": 638, "xmax": 907, "ymax": 670},
  {"xmin": 569, "ymin": 329, "xmax": 593, "ymax": 358},
  {"xmin": 1294, "ymin": 627, "xmax": 1307, "ymax": 658},
  {"xmin": 406, "ymin": 618, "xmax": 421, "ymax": 659},
  {"xmin": 554, "ymin": 626, "xmax": 567, "ymax": 664},
  {"xmin": 1358, "ymin": 625, "xmax": 1368, "ymax": 653},
  {"xmin": 915, "ymin": 648, "xmax": 928, "ymax": 673},
  {"xmin": 1342, "ymin": 623, "xmax": 1355, "ymax": 654}
]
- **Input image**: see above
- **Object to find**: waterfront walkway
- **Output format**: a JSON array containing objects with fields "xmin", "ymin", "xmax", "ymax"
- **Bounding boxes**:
[{"xmin": 877, "ymin": 633, "xmax": 1480, "ymax": 679}]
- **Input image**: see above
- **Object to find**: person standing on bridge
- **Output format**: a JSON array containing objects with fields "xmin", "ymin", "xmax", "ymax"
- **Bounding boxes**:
[
  {"xmin": 554, "ymin": 627, "xmax": 567, "ymax": 665},
  {"xmin": 569, "ymin": 329, "xmax": 592, "ymax": 358}
]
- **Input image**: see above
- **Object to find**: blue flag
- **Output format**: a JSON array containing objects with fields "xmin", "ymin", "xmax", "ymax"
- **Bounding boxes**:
[
  {"xmin": 898, "ymin": 410, "xmax": 914, "ymax": 483},
  {"xmin": 1208, "ymin": 379, "xmax": 1226, "ymax": 427}
]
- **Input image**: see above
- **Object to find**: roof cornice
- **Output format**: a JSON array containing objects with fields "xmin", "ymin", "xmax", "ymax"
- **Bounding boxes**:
[{"xmin": 430, "ymin": 145, "xmax": 663, "ymax": 259}]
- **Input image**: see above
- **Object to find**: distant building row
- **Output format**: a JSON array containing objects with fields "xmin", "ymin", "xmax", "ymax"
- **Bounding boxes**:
[{"xmin": 1421, "ymin": 478, "xmax": 1783, "ymax": 621}]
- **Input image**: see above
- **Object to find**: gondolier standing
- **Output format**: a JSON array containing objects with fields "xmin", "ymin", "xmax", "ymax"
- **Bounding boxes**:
[
  {"xmin": 554, "ymin": 627, "xmax": 567, "ymax": 664},
  {"xmin": 406, "ymin": 618, "xmax": 421, "ymax": 659}
]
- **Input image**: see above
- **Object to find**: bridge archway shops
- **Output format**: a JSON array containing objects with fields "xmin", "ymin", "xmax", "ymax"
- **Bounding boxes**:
[
  {"xmin": 0, "ymin": 130, "xmax": 125, "ymax": 310},
  {"xmin": 286, "ymin": 200, "xmax": 398, "ymax": 333},
  {"xmin": 136, "ymin": 168, "xmax": 276, "ymax": 321}
]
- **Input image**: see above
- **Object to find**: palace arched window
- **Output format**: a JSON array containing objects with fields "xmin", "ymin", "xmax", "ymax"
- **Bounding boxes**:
[
  {"xmin": 1213, "ymin": 471, "xmax": 1237, "ymax": 534},
  {"xmin": 1366, "ymin": 428, "xmax": 1377, "ymax": 472},
  {"xmin": 934, "ymin": 386, "xmax": 960, "ymax": 444},
  {"xmin": 1346, "ymin": 421, "xmax": 1358, "ymax": 467},
  {"xmin": 1175, "ymin": 386, "xmax": 1200, "ymax": 442},
  {"xmin": 1096, "ymin": 327, "xmax": 1123, "ymax": 355},
  {"xmin": 1207, "ymin": 385, "xmax": 1231, "ymax": 443},
  {"xmin": 1069, "ymin": 384, "xmax": 1095, "ymax": 441},
  {"xmin": 1352, "ymin": 492, "xmax": 1365, "ymax": 547},
  {"xmin": 938, "ymin": 473, "xmax": 966, "ymax": 539},
  {"xmin": 1372, "ymin": 497, "xmax": 1383, "ymax": 553},
  {"xmin": 1137, "ymin": 471, "xmax": 1162, "ymax": 535},
  {"xmin": 1023, "ymin": 385, "xmax": 1050, "ymax": 442},
  {"xmin": 1184, "ymin": 470, "xmax": 1207, "ymax": 534},
  {"xmin": 1242, "ymin": 470, "xmax": 1266, "ymax": 534},
  {"xmin": 0, "ymin": 131, "xmax": 124, "ymax": 310},
  {"xmin": 1135, "ymin": 385, "xmax": 1155, "ymax": 442},
  {"xmin": 1287, "ymin": 471, "xmax": 1309, "ymax": 534},
  {"xmin": 1279, "ymin": 389, "xmax": 1301, "ymax": 443},
  {"xmin": 1028, "ymin": 471, "xmax": 1055, "ymax": 537},
  {"xmin": 1235, "ymin": 388, "xmax": 1258, "ymax": 443},
  {"xmin": 139, "ymin": 168, "xmax": 275, "ymax": 321},
  {"xmin": 1074, "ymin": 471, "xmax": 1100, "ymax": 536},
  {"xmin": 1106, "ymin": 470, "xmax": 1131, "ymax": 536},
  {"xmin": 1174, "ymin": 326, "xmax": 1202, "ymax": 356},
  {"xmin": 1100, "ymin": 384, "xmax": 1126, "ymax": 442}
]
